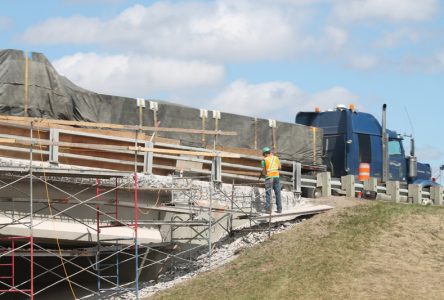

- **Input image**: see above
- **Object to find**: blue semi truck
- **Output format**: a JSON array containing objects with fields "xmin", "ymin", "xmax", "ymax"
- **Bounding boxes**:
[{"xmin": 295, "ymin": 104, "xmax": 436, "ymax": 189}]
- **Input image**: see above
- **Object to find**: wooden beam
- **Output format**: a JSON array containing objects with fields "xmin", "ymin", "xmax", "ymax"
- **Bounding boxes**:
[
  {"xmin": 128, "ymin": 146, "xmax": 241, "ymax": 158},
  {"xmin": 0, "ymin": 138, "xmax": 16, "ymax": 144},
  {"xmin": 4, "ymin": 137, "xmax": 240, "ymax": 158},
  {"xmin": 0, "ymin": 115, "xmax": 237, "ymax": 136}
]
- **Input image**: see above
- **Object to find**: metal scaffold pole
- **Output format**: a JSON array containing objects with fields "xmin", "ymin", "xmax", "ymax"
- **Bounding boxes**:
[
  {"xmin": 208, "ymin": 185, "xmax": 212, "ymax": 270},
  {"xmin": 29, "ymin": 121, "xmax": 34, "ymax": 300},
  {"xmin": 134, "ymin": 172, "xmax": 139, "ymax": 300}
]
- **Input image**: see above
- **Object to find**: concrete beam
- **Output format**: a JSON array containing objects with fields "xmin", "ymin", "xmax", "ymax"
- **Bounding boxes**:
[
  {"xmin": 408, "ymin": 184, "xmax": 422, "ymax": 204},
  {"xmin": 341, "ymin": 175, "xmax": 355, "ymax": 198},
  {"xmin": 316, "ymin": 172, "xmax": 331, "ymax": 197},
  {"xmin": 0, "ymin": 216, "xmax": 162, "ymax": 245},
  {"xmin": 430, "ymin": 186, "xmax": 443, "ymax": 206},
  {"xmin": 386, "ymin": 181, "xmax": 400, "ymax": 203}
]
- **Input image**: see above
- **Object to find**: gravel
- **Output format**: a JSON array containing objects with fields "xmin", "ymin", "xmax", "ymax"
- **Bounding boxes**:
[{"xmin": 110, "ymin": 218, "xmax": 305, "ymax": 299}]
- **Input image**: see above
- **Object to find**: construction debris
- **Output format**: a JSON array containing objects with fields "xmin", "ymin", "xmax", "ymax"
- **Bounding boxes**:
[{"xmin": 108, "ymin": 217, "xmax": 305, "ymax": 300}]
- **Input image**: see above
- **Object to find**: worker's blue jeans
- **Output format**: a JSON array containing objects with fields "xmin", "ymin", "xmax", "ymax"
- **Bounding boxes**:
[{"xmin": 265, "ymin": 177, "xmax": 282, "ymax": 212}]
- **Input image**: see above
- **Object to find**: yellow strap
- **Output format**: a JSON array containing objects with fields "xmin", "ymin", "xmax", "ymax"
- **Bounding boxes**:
[
  {"xmin": 24, "ymin": 50, "xmax": 29, "ymax": 117},
  {"xmin": 312, "ymin": 127, "xmax": 316, "ymax": 164}
]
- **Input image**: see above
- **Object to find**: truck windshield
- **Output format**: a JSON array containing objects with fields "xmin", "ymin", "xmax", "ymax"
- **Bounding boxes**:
[{"xmin": 388, "ymin": 140, "xmax": 402, "ymax": 155}]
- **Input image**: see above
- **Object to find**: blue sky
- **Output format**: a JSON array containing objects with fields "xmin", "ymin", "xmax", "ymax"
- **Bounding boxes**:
[{"xmin": 2, "ymin": 0, "xmax": 444, "ymax": 174}]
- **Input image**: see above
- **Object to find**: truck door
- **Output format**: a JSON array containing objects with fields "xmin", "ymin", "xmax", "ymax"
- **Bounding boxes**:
[
  {"xmin": 388, "ymin": 139, "xmax": 407, "ymax": 181},
  {"xmin": 324, "ymin": 135, "xmax": 346, "ymax": 177}
]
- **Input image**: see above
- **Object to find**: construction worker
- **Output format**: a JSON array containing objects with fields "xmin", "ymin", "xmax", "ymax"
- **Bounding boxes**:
[{"xmin": 260, "ymin": 147, "xmax": 282, "ymax": 213}]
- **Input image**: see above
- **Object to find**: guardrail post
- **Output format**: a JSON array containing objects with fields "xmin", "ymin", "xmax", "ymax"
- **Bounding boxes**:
[
  {"xmin": 341, "ymin": 175, "xmax": 355, "ymax": 197},
  {"xmin": 143, "ymin": 141, "xmax": 153, "ymax": 174},
  {"xmin": 408, "ymin": 184, "xmax": 422, "ymax": 204},
  {"xmin": 430, "ymin": 186, "xmax": 443, "ymax": 206},
  {"xmin": 49, "ymin": 128, "xmax": 59, "ymax": 164},
  {"xmin": 316, "ymin": 172, "xmax": 331, "ymax": 197},
  {"xmin": 386, "ymin": 181, "xmax": 400, "ymax": 202},
  {"xmin": 292, "ymin": 162, "xmax": 302, "ymax": 198},
  {"xmin": 363, "ymin": 177, "xmax": 378, "ymax": 192}
]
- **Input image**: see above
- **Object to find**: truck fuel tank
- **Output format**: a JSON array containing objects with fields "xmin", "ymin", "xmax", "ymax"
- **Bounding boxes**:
[{"xmin": 408, "ymin": 156, "xmax": 417, "ymax": 178}]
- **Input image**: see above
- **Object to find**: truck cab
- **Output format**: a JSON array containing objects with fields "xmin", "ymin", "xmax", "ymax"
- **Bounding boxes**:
[{"xmin": 296, "ymin": 105, "xmax": 435, "ymax": 186}]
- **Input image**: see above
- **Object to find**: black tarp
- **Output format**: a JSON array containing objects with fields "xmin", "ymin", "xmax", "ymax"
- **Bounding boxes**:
[{"xmin": 0, "ymin": 49, "xmax": 323, "ymax": 164}]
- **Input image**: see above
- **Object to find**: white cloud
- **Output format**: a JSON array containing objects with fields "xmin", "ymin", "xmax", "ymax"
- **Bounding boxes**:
[
  {"xmin": 53, "ymin": 52, "xmax": 225, "ymax": 97},
  {"xmin": 22, "ymin": 16, "xmax": 100, "ymax": 44},
  {"xmin": 333, "ymin": 0, "xmax": 439, "ymax": 23},
  {"xmin": 374, "ymin": 28, "xmax": 420, "ymax": 48},
  {"xmin": 21, "ymin": 1, "xmax": 344, "ymax": 62},
  {"xmin": 209, "ymin": 80, "xmax": 358, "ymax": 122},
  {"xmin": 319, "ymin": 26, "xmax": 348, "ymax": 52},
  {"xmin": 348, "ymin": 55, "xmax": 380, "ymax": 70}
]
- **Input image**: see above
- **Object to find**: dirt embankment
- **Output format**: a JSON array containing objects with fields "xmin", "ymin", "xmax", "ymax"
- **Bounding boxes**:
[{"xmin": 147, "ymin": 197, "xmax": 444, "ymax": 300}]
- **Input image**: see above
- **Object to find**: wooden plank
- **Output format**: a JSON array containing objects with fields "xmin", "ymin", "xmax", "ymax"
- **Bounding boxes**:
[
  {"xmin": 4, "ymin": 137, "xmax": 241, "ymax": 159},
  {"xmin": 128, "ymin": 146, "xmax": 241, "ymax": 158},
  {"xmin": 0, "ymin": 123, "xmax": 50, "ymax": 139},
  {"xmin": 210, "ymin": 145, "xmax": 262, "ymax": 157},
  {"xmin": 64, "ymin": 127, "xmax": 180, "ymax": 145},
  {"xmin": 223, "ymin": 169, "xmax": 260, "ymax": 177},
  {"xmin": 0, "ymin": 119, "xmax": 180, "ymax": 145},
  {"xmin": 0, "ymin": 138, "xmax": 16, "ymax": 144},
  {"xmin": 0, "ymin": 115, "xmax": 237, "ymax": 136},
  {"xmin": 223, "ymin": 157, "xmax": 261, "ymax": 168}
]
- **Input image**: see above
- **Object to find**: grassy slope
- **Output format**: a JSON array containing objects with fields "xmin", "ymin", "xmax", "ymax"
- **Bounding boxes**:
[{"xmin": 148, "ymin": 201, "xmax": 444, "ymax": 300}]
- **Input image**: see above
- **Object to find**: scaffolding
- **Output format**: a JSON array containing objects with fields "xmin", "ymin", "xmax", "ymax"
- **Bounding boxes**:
[
  {"xmin": 0, "ymin": 119, "xmax": 322, "ymax": 300},
  {"xmin": 0, "ymin": 120, "xmax": 148, "ymax": 300}
]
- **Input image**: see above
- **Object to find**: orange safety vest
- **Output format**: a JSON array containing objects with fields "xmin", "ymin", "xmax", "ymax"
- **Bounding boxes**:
[{"xmin": 264, "ymin": 155, "xmax": 280, "ymax": 178}]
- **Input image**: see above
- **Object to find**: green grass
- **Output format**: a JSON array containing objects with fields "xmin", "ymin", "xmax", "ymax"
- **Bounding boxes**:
[{"xmin": 147, "ymin": 202, "xmax": 444, "ymax": 300}]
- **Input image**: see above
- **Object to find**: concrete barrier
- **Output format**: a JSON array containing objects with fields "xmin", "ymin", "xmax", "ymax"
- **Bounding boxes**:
[
  {"xmin": 317, "ymin": 172, "xmax": 331, "ymax": 197},
  {"xmin": 408, "ymin": 184, "xmax": 422, "ymax": 204},
  {"xmin": 386, "ymin": 181, "xmax": 400, "ymax": 203},
  {"xmin": 430, "ymin": 186, "xmax": 443, "ymax": 206},
  {"xmin": 341, "ymin": 175, "xmax": 355, "ymax": 198},
  {"xmin": 363, "ymin": 177, "xmax": 378, "ymax": 193}
]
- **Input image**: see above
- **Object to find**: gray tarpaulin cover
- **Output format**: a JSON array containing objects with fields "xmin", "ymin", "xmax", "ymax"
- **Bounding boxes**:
[{"xmin": 0, "ymin": 49, "xmax": 323, "ymax": 165}]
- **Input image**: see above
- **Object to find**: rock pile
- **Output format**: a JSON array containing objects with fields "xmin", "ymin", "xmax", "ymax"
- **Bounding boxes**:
[{"xmin": 112, "ymin": 219, "xmax": 303, "ymax": 299}]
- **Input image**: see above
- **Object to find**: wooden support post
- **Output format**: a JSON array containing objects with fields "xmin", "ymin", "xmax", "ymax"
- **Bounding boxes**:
[
  {"xmin": 430, "ymin": 185, "xmax": 443, "ymax": 206},
  {"xmin": 200, "ymin": 109, "xmax": 208, "ymax": 148},
  {"xmin": 317, "ymin": 172, "xmax": 331, "ymax": 197},
  {"xmin": 212, "ymin": 110, "xmax": 221, "ymax": 147},
  {"xmin": 341, "ymin": 175, "xmax": 355, "ymax": 198},
  {"xmin": 386, "ymin": 181, "xmax": 400, "ymax": 202},
  {"xmin": 137, "ymin": 98, "xmax": 146, "ymax": 127},
  {"xmin": 150, "ymin": 101, "xmax": 158, "ymax": 127},
  {"xmin": 408, "ymin": 184, "xmax": 422, "ymax": 204},
  {"xmin": 269, "ymin": 119, "xmax": 277, "ymax": 153},
  {"xmin": 253, "ymin": 117, "xmax": 257, "ymax": 150}
]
